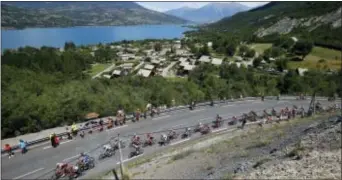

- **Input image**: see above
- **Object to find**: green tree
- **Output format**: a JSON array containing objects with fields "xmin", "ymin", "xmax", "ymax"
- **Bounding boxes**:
[
  {"xmin": 253, "ymin": 57, "xmax": 263, "ymax": 68},
  {"xmin": 275, "ymin": 58, "xmax": 288, "ymax": 72},
  {"xmin": 154, "ymin": 43, "xmax": 162, "ymax": 52},
  {"xmin": 245, "ymin": 49, "xmax": 256, "ymax": 58},
  {"xmin": 64, "ymin": 41, "xmax": 76, "ymax": 51},
  {"xmin": 291, "ymin": 40, "xmax": 313, "ymax": 60},
  {"xmin": 225, "ymin": 43, "xmax": 236, "ymax": 56}
]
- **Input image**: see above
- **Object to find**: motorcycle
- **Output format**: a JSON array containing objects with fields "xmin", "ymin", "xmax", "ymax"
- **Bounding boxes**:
[
  {"xmin": 181, "ymin": 130, "xmax": 192, "ymax": 139},
  {"xmin": 76, "ymin": 157, "xmax": 95, "ymax": 172},
  {"xmin": 194, "ymin": 124, "xmax": 202, "ymax": 133},
  {"xmin": 98, "ymin": 149, "xmax": 115, "ymax": 160},
  {"xmin": 142, "ymin": 138, "xmax": 156, "ymax": 147},
  {"xmin": 158, "ymin": 136, "xmax": 170, "ymax": 146},
  {"xmin": 111, "ymin": 140, "xmax": 126, "ymax": 151},
  {"xmin": 228, "ymin": 118, "xmax": 237, "ymax": 126},
  {"xmin": 167, "ymin": 132, "xmax": 179, "ymax": 141},
  {"xmin": 71, "ymin": 130, "xmax": 78, "ymax": 137},
  {"xmin": 51, "ymin": 165, "xmax": 81, "ymax": 180},
  {"xmin": 200, "ymin": 125, "xmax": 211, "ymax": 135},
  {"xmin": 212, "ymin": 119, "xmax": 223, "ymax": 129},
  {"xmin": 80, "ymin": 132, "xmax": 85, "ymax": 138},
  {"xmin": 129, "ymin": 146, "xmax": 144, "ymax": 158}
]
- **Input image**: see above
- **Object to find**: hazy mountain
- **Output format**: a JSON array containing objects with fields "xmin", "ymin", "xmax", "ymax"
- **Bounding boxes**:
[
  {"xmin": 165, "ymin": 2, "xmax": 249, "ymax": 23},
  {"xmin": 1, "ymin": 2, "xmax": 188, "ymax": 29}
]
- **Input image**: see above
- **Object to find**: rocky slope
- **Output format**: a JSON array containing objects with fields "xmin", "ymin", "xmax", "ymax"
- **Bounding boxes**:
[
  {"xmin": 1, "ymin": 2, "xmax": 188, "ymax": 29},
  {"xmin": 208, "ymin": 2, "xmax": 342, "ymax": 49},
  {"xmin": 108, "ymin": 113, "xmax": 341, "ymax": 179}
]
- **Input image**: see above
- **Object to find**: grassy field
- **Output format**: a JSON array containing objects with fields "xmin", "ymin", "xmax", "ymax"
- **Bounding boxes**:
[
  {"xmin": 87, "ymin": 63, "xmax": 112, "ymax": 76},
  {"xmin": 248, "ymin": 43, "xmax": 273, "ymax": 54},
  {"xmin": 288, "ymin": 46, "xmax": 341, "ymax": 70}
]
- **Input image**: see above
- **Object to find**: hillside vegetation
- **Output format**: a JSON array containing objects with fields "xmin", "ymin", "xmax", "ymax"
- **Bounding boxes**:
[
  {"xmin": 206, "ymin": 2, "xmax": 342, "ymax": 49},
  {"xmin": 1, "ymin": 2, "xmax": 188, "ymax": 29},
  {"xmin": 1, "ymin": 41, "xmax": 341, "ymax": 139}
]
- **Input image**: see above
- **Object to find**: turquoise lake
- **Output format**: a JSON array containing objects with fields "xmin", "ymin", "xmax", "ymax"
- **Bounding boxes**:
[{"xmin": 1, "ymin": 24, "xmax": 191, "ymax": 51}]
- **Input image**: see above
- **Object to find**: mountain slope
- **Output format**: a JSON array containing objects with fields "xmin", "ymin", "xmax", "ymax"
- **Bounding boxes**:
[
  {"xmin": 1, "ymin": 2, "xmax": 188, "ymax": 29},
  {"xmin": 207, "ymin": 2, "xmax": 341, "ymax": 48},
  {"xmin": 165, "ymin": 2, "xmax": 249, "ymax": 23}
]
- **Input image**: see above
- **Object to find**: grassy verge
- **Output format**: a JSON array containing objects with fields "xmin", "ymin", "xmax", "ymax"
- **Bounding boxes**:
[
  {"xmin": 87, "ymin": 63, "xmax": 112, "ymax": 76},
  {"xmin": 248, "ymin": 43, "xmax": 272, "ymax": 54},
  {"xmin": 288, "ymin": 46, "xmax": 341, "ymax": 70}
]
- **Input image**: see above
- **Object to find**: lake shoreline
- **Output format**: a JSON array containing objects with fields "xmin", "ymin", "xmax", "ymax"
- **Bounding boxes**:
[
  {"xmin": 1, "ymin": 23, "xmax": 192, "ymax": 30},
  {"xmin": 2, "ymin": 24, "xmax": 190, "ymax": 51}
]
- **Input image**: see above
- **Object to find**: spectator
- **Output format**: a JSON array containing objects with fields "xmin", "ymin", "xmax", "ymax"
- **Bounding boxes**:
[{"xmin": 4, "ymin": 144, "xmax": 14, "ymax": 159}]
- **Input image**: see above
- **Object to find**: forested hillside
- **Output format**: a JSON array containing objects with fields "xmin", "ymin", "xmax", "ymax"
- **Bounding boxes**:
[
  {"xmin": 2, "ymin": 41, "xmax": 341, "ymax": 139},
  {"xmin": 204, "ymin": 2, "xmax": 341, "ymax": 49},
  {"xmin": 1, "ymin": 2, "xmax": 188, "ymax": 29}
]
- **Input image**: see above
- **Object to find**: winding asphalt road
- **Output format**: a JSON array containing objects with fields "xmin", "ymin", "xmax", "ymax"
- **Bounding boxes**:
[{"xmin": 1, "ymin": 98, "xmax": 332, "ymax": 179}]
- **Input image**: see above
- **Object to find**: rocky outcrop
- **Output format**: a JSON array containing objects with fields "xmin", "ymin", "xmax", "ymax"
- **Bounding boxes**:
[{"xmin": 255, "ymin": 7, "xmax": 342, "ymax": 37}]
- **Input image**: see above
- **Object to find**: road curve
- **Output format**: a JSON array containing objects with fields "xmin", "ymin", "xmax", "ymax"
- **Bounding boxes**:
[{"xmin": 1, "ymin": 99, "xmax": 332, "ymax": 179}]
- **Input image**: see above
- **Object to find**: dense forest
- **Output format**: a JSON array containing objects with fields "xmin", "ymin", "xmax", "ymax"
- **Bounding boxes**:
[{"xmin": 1, "ymin": 41, "xmax": 341, "ymax": 139}]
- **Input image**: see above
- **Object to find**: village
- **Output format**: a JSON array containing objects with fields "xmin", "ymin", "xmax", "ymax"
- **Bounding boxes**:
[
  {"xmin": 89, "ymin": 39, "xmax": 270, "ymax": 80},
  {"xmin": 88, "ymin": 36, "xmax": 339, "ymax": 80}
]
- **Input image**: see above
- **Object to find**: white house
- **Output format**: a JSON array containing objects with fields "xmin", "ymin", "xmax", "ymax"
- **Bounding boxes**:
[
  {"xmin": 144, "ymin": 64, "xmax": 155, "ymax": 70},
  {"xmin": 137, "ymin": 69, "xmax": 152, "ymax": 77},
  {"xmin": 207, "ymin": 42, "xmax": 213, "ymax": 48},
  {"xmin": 103, "ymin": 74, "xmax": 112, "ymax": 79},
  {"xmin": 211, "ymin": 58, "xmax": 223, "ymax": 66},
  {"xmin": 297, "ymin": 68, "xmax": 308, "ymax": 76},
  {"xmin": 112, "ymin": 70, "xmax": 122, "ymax": 76},
  {"xmin": 198, "ymin": 55, "xmax": 211, "ymax": 63}
]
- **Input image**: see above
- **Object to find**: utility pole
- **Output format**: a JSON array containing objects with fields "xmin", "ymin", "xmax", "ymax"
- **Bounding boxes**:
[
  {"xmin": 112, "ymin": 169, "xmax": 119, "ymax": 180},
  {"xmin": 308, "ymin": 91, "xmax": 316, "ymax": 116},
  {"xmin": 117, "ymin": 133, "xmax": 124, "ymax": 178}
]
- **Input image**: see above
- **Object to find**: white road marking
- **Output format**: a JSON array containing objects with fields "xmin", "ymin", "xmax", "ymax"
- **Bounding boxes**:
[
  {"xmin": 222, "ymin": 104, "xmax": 235, "ymax": 107},
  {"xmin": 63, "ymin": 154, "xmax": 79, "ymax": 161},
  {"xmin": 42, "ymin": 140, "xmax": 73, "ymax": 150},
  {"xmin": 191, "ymin": 109, "xmax": 205, "ymax": 113},
  {"xmin": 116, "ymin": 154, "xmax": 144, "ymax": 164},
  {"xmin": 152, "ymin": 115, "xmax": 170, "ymax": 121},
  {"xmin": 43, "ymin": 146, "xmax": 51, "ymax": 150},
  {"xmin": 170, "ymin": 138, "xmax": 190, "ymax": 146},
  {"xmin": 212, "ymin": 128, "xmax": 227, "ymax": 133},
  {"xmin": 60, "ymin": 140, "xmax": 73, "ymax": 145},
  {"xmin": 106, "ymin": 125, "xmax": 128, "ymax": 131},
  {"xmin": 13, "ymin": 167, "xmax": 44, "ymax": 179}
]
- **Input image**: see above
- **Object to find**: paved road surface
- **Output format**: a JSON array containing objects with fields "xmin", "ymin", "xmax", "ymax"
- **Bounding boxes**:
[{"xmin": 1, "ymin": 99, "xmax": 332, "ymax": 179}]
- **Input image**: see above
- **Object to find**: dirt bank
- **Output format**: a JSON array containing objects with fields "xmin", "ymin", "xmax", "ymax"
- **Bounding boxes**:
[{"xmin": 107, "ymin": 114, "xmax": 341, "ymax": 179}]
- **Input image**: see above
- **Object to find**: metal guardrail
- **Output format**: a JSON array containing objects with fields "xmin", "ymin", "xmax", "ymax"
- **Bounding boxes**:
[
  {"xmin": 2, "ymin": 95, "xmax": 337, "ymax": 154},
  {"xmin": 2, "ymin": 97, "xmax": 257, "ymax": 154}
]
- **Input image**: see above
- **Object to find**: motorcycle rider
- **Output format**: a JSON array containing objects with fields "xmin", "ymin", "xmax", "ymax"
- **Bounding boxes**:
[
  {"xmin": 79, "ymin": 152, "xmax": 90, "ymax": 166},
  {"xmin": 168, "ymin": 129, "xmax": 176, "ymax": 139},
  {"xmin": 56, "ymin": 163, "xmax": 75, "ymax": 177},
  {"xmin": 160, "ymin": 133, "xmax": 168, "ymax": 144},
  {"xmin": 214, "ymin": 114, "xmax": 222, "ymax": 127},
  {"xmin": 103, "ymin": 144, "xmax": 113, "ymax": 154},
  {"xmin": 184, "ymin": 127, "xmax": 191, "ymax": 137},
  {"xmin": 241, "ymin": 114, "xmax": 247, "ymax": 129},
  {"xmin": 146, "ymin": 133, "xmax": 154, "ymax": 144},
  {"xmin": 272, "ymin": 108, "xmax": 277, "ymax": 116},
  {"xmin": 131, "ymin": 134, "xmax": 141, "ymax": 146}
]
